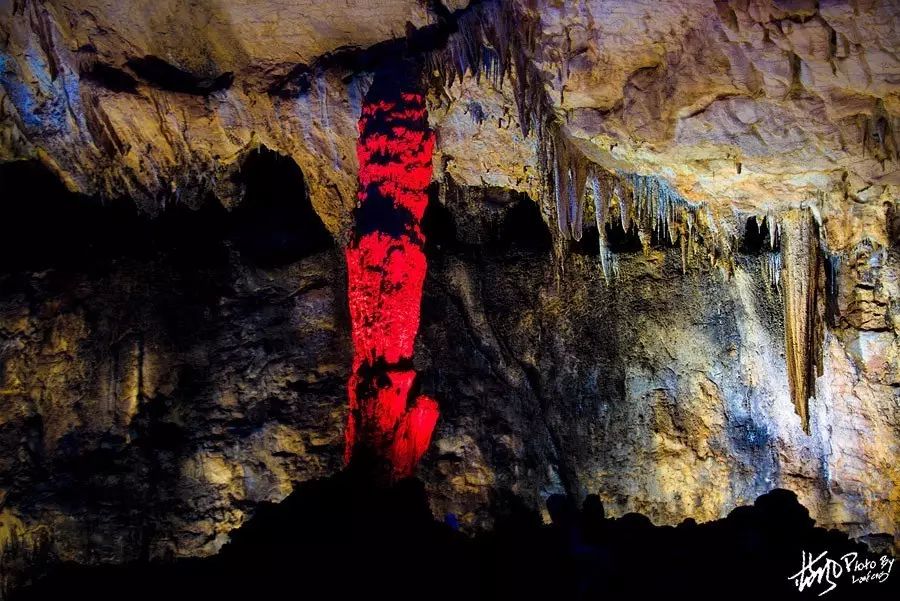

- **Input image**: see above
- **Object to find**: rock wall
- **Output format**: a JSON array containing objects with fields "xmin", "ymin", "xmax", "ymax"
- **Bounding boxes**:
[
  {"xmin": 0, "ymin": 154, "xmax": 349, "ymax": 564},
  {"xmin": 418, "ymin": 185, "xmax": 900, "ymax": 542},
  {"xmin": 1, "ymin": 161, "xmax": 897, "ymax": 577}
]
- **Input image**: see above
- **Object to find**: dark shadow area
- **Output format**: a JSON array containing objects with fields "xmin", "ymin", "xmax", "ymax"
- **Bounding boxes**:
[
  {"xmin": 0, "ymin": 153, "xmax": 332, "ymax": 273},
  {"xmin": 79, "ymin": 61, "xmax": 139, "ymax": 94},
  {"xmin": 603, "ymin": 222, "xmax": 643, "ymax": 253},
  {"xmin": 421, "ymin": 185, "xmax": 552, "ymax": 258},
  {"xmin": 0, "ymin": 160, "xmax": 158, "ymax": 272},
  {"xmin": 267, "ymin": 63, "xmax": 312, "ymax": 97},
  {"xmin": 0, "ymin": 154, "xmax": 346, "ymax": 592},
  {"xmin": 824, "ymin": 251, "xmax": 841, "ymax": 326},
  {"xmin": 887, "ymin": 202, "xmax": 900, "ymax": 248},
  {"xmin": 498, "ymin": 195, "xmax": 552, "ymax": 253},
  {"xmin": 421, "ymin": 185, "xmax": 459, "ymax": 255},
  {"xmin": 13, "ymin": 479, "xmax": 897, "ymax": 601},
  {"xmin": 569, "ymin": 225, "xmax": 600, "ymax": 255},
  {"xmin": 125, "ymin": 56, "xmax": 233, "ymax": 95},
  {"xmin": 571, "ymin": 221, "xmax": 683, "ymax": 256},
  {"xmin": 741, "ymin": 216, "xmax": 775, "ymax": 254},
  {"xmin": 229, "ymin": 147, "xmax": 333, "ymax": 266},
  {"xmin": 353, "ymin": 183, "xmax": 418, "ymax": 241}
]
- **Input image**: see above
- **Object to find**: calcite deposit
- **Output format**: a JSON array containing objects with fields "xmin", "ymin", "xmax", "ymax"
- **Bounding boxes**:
[{"xmin": 0, "ymin": 0, "xmax": 898, "ymax": 589}]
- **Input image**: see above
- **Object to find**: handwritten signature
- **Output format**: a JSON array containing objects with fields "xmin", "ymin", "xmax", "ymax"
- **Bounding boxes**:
[{"xmin": 788, "ymin": 550, "xmax": 895, "ymax": 596}]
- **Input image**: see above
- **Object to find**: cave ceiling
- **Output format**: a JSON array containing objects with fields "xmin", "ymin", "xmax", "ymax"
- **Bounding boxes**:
[{"xmin": 0, "ymin": 0, "xmax": 897, "ymax": 253}]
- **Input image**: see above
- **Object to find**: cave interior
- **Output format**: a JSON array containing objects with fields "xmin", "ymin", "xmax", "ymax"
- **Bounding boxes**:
[{"xmin": 1, "ymin": 0, "xmax": 899, "ymax": 599}]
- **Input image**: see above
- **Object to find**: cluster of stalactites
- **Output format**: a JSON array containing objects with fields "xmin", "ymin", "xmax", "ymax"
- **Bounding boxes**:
[
  {"xmin": 426, "ymin": 0, "xmax": 548, "ymax": 139},
  {"xmin": 586, "ymin": 167, "xmax": 723, "ymax": 284},
  {"xmin": 539, "ymin": 130, "xmax": 586, "ymax": 242},
  {"xmin": 429, "ymin": 1, "xmax": 733, "ymax": 284},
  {"xmin": 748, "ymin": 214, "xmax": 782, "ymax": 291},
  {"xmin": 534, "ymin": 122, "xmax": 726, "ymax": 283},
  {"xmin": 430, "ymin": 1, "xmax": 834, "ymax": 438}
]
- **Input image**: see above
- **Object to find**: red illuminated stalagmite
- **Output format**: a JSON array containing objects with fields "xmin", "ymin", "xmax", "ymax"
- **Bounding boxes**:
[{"xmin": 344, "ymin": 76, "xmax": 439, "ymax": 480}]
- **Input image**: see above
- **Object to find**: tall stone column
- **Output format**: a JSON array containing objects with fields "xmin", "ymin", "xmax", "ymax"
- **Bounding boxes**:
[{"xmin": 344, "ymin": 66, "xmax": 439, "ymax": 480}]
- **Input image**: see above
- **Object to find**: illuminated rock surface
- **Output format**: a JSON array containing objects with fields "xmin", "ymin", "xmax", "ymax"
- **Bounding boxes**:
[{"xmin": 0, "ymin": 0, "xmax": 898, "ymax": 586}]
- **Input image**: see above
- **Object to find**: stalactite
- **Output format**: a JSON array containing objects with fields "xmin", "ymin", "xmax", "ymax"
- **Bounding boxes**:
[
  {"xmin": 615, "ymin": 179, "xmax": 630, "ymax": 234},
  {"xmin": 767, "ymin": 213, "xmax": 780, "ymax": 249},
  {"xmin": 824, "ymin": 252, "xmax": 840, "ymax": 326},
  {"xmin": 551, "ymin": 136, "xmax": 568, "ymax": 237},
  {"xmin": 780, "ymin": 209, "xmax": 822, "ymax": 434},
  {"xmin": 588, "ymin": 168, "xmax": 616, "ymax": 282},
  {"xmin": 761, "ymin": 251, "xmax": 782, "ymax": 291},
  {"xmin": 588, "ymin": 169, "xmax": 607, "ymax": 232},
  {"xmin": 568, "ymin": 165, "xmax": 584, "ymax": 242}
]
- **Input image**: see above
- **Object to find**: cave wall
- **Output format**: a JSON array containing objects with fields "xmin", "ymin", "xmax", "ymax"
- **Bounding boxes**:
[
  {"xmin": 1, "ymin": 165, "xmax": 897, "ymax": 576},
  {"xmin": 0, "ymin": 155, "xmax": 349, "ymax": 566},
  {"xmin": 417, "ymin": 186, "xmax": 900, "ymax": 542},
  {"xmin": 1, "ymin": 249, "xmax": 347, "ymax": 561}
]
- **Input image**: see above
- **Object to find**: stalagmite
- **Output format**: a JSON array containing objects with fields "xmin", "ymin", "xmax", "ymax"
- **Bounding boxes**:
[{"xmin": 780, "ymin": 209, "xmax": 821, "ymax": 434}]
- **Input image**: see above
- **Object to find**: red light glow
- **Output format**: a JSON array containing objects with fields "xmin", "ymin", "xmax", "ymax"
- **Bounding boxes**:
[{"xmin": 344, "ymin": 87, "xmax": 439, "ymax": 480}]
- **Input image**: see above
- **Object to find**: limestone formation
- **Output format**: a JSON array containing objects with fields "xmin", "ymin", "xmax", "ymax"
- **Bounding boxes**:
[
  {"xmin": 780, "ymin": 208, "xmax": 822, "ymax": 433},
  {"xmin": 0, "ymin": 0, "xmax": 899, "ymax": 589}
]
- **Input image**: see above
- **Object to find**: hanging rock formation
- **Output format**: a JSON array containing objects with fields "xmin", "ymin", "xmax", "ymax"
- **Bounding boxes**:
[{"xmin": 780, "ymin": 208, "xmax": 823, "ymax": 434}]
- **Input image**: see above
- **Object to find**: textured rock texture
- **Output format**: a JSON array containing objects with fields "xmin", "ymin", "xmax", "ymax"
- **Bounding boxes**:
[
  {"xmin": 1, "ymin": 0, "xmax": 897, "ymax": 244},
  {"xmin": 418, "ymin": 186, "xmax": 900, "ymax": 540},
  {"xmin": 1, "ymin": 0, "xmax": 899, "ymax": 586},
  {"xmin": 0, "ymin": 153, "xmax": 348, "ymax": 569}
]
